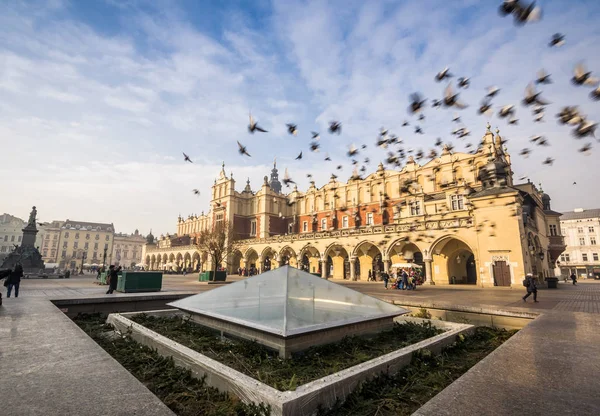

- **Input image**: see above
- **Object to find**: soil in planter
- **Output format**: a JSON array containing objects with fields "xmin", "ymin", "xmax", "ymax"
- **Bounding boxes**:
[
  {"xmin": 130, "ymin": 314, "xmax": 443, "ymax": 391},
  {"xmin": 317, "ymin": 326, "xmax": 517, "ymax": 416},
  {"xmin": 73, "ymin": 313, "xmax": 270, "ymax": 416}
]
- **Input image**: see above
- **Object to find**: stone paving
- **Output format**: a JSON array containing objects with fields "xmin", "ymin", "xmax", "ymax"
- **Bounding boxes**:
[{"xmin": 9, "ymin": 273, "xmax": 600, "ymax": 314}]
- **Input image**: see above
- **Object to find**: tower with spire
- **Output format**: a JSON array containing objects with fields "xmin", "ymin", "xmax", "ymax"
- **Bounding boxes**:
[{"xmin": 269, "ymin": 158, "xmax": 282, "ymax": 194}]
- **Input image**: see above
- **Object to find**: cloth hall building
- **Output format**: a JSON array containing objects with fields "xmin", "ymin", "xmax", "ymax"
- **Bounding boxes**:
[{"xmin": 144, "ymin": 126, "xmax": 565, "ymax": 287}]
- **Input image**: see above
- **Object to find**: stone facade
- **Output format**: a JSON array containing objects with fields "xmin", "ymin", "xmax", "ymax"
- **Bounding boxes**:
[
  {"xmin": 557, "ymin": 208, "xmax": 600, "ymax": 279},
  {"xmin": 112, "ymin": 230, "xmax": 146, "ymax": 268},
  {"xmin": 144, "ymin": 126, "xmax": 565, "ymax": 287}
]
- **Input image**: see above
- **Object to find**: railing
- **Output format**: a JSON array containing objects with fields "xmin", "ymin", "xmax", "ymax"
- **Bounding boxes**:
[{"xmin": 549, "ymin": 235, "xmax": 566, "ymax": 246}]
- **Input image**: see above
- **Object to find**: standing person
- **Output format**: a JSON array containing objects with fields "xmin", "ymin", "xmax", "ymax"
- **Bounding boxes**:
[
  {"xmin": 401, "ymin": 269, "xmax": 409, "ymax": 290},
  {"xmin": 106, "ymin": 265, "xmax": 121, "ymax": 294},
  {"xmin": 368, "ymin": 270, "xmax": 373, "ymax": 281},
  {"xmin": 7, "ymin": 263, "xmax": 23, "ymax": 298},
  {"xmin": 382, "ymin": 271, "xmax": 389, "ymax": 289},
  {"xmin": 522, "ymin": 273, "xmax": 538, "ymax": 303},
  {"xmin": 570, "ymin": 273, "xmax": 577, "ymax": 285}
]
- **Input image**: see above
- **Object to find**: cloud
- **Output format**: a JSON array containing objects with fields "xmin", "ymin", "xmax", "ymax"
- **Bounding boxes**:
[{"xmin": 1, "ymin": 0, "xmax": 599, "ymax": 235}]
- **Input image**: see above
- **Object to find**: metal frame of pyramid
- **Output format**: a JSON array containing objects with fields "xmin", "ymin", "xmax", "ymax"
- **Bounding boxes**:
[{"xmin": 168, "ymin": 265, "xmax": 408, "ymax": 357}]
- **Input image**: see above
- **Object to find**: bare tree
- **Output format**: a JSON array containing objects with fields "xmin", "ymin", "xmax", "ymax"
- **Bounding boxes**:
[{"xmin": 195, "ymin": 221, "xmax": 239, "ymax": 279}]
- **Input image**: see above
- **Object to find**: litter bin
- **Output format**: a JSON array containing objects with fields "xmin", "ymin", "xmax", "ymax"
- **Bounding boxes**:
[{"xmin": 545, "ymin": 277, "xmax": 558, "ymax": 289}]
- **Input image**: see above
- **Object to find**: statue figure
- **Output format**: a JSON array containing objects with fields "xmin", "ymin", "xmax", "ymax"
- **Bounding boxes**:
[{"xmin": 28, "ymin": 206, "xmax": 37, "ymax": 227}]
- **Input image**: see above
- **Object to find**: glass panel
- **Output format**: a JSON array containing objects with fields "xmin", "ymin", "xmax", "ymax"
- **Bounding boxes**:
[{"xmin": 169, "ymin": 265, "xmax": 407, "ymax": 336}]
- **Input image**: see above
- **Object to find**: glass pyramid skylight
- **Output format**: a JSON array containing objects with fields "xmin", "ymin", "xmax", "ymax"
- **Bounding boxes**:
[{"xmin": 168, "ymin": 265, "xmax": 408, "ymax": 337}]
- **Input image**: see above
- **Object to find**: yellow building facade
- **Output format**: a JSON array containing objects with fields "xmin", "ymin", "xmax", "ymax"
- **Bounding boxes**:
[
  {"xmin": 57, "ymin": 220, "xmax": 115, "ymax": 270},
  {"xmin": 145, "ymin": 126, "xmax": 565, "ymax": 287}
]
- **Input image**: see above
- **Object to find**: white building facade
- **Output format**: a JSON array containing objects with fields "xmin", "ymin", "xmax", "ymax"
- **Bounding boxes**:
[{"xmin": 557, "ymin": 208, "xmax": 600, "ymax": 279}]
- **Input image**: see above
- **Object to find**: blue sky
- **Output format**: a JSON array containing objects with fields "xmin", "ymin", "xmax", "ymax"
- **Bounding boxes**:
[{"xmin": 1, "ymin": 0, "xmax": 599, "ymax": 235}]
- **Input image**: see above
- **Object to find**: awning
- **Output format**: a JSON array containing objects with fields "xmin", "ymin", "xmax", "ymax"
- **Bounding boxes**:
[
  {"xmin": 391, "ymin": 262, "xmax": 423, "ymax": 269},
  {"xmin": 44, "ymin": 263, "xmax": 59, "ymax": 268}
]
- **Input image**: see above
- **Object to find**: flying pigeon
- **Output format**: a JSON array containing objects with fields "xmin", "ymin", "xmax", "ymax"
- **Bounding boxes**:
[
  {"xmin": 310, "ymin": 141, "xmax": 320, "ymax": 152},
  {"xmin": 542, "ymin": 157, "xmax": 554, "ymax": 166},
  {"xmin": 237, "ymin": 141, "xmax": 251, "ymax": 157},
  {"xmin": 574, "ymin": 119, "xmax": 597, "ymax": 138},
  {"xmin": 522, "ymin": 82, "xmax": 549, "ymax": 106},
  {"xmin": 486, "ymin": 86, "xmax": 501, "ymax": 98},
  {"xmin": 443, "ymin": 84, "xmax": 468, "ymax": 109},
  {"xmin": 513, "ymin": 1, "xmax": 542, "ymax": 25},
  {"xmin": 549, "ymin": 33, "xmax": 565, "ymax": 47},
  {"xmin": 572, "ymin": 63, "xmax": 599, "ymax": 86},
  {"xmin": 311, "ymin": 131, "xmax": 320, "ymax": 140},
  {"xmin": 535, "ymin": 69, "xmax": 552, "ymax": 84},
  {"xmin": 408, "ymin": 93, "xmax": 427, "ymax": 114},
  {"xmin": 402, "ymin": 120, "xmax": 410, "ymax": 127},
  {"xmin": 192, "ymin": 189, "xmax": 200, "ymax": 195},
  {"xmin": 508, "ymin": 117, "xmax": 519, "ymax": 125},
  {"xmin": 534, "ymin": 112, "xmax": 545, "ymax": 123},
  {"xmin": 589, "ymin": 86, "xmax": 600, "ymax": 101},
  {"xmin": 457, "ymin": 77, "xmax": 470, "ymax": 88},
  {"xmin": 183, "ymin": 152, "xmax": 193, "ymax": 163},
  {"xmin": 325, "ymin": 153, "xmax": 331, "ymax": 161},
  {"xmin": 347, "ymin": 144, "xmax": 358, "ymax": 157},
  {"xmin": 286, "ymin": 123, "xmax": 298, "ymax": 135},
  {"xmin": 435, "ymin": 67, "xmax": 453, "ymax": 82},
  {"xmin": 452, "ymin": 113, "xmax": 461, "ymax": 123},
  {"xmin": 418, "ymin": 113, "xmax": 426, "ymax": 121},
  {"xmin": 431, "ymin": 99, "xmax": 442, "ymax": 108},
  {"xmin": 328, "ymin": 121, "xmax": 342, "ymax": 134},
  {"xmin": 282, "ymin": 168, "xmax": 295, "ymax": 186},
  {"xmin": 415, "ymin": 126, "xmax": 424, "ymax": 134},
  {"xmin": 479, "ymin": 100, "xmax": 493, "ymax": 116},
  {"xmin": 520, "ymin": 148, "xmax": 531, "ymax": 157},
  {"xmin": 295, "ymin": 151, "xmax": 303, "ymax": 160}
]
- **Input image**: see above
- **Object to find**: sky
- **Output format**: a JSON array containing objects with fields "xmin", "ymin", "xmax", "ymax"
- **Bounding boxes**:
[{"xmin": 1, "ymin": 0, "xmax": 599, "ymax": 236}]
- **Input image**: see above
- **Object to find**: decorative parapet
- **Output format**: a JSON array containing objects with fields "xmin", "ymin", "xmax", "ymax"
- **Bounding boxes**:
[
  {"xmin": 238, "ymin": 216, "xmax": 473, "ymax": 245},
  {"xmin": 145, "ymin": 244, "xmax": 197, "ymax": 253}
]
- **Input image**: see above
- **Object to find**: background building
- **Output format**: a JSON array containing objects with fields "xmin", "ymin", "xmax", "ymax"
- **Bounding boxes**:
[
  {"xmin": 57, "ymin": 220, "xmax": 115, "ymax": 270},
  {"xmin": 557, "ymin": 208, "xmax": 600, "ymax": 279},
  {"xmin": 0, "ymin": 213, "xmax": 47, "ymax": 262},
  {"xmin": 39, "ymin": 221, "xmax": 64, "ymax": 265},
  {"xmin": 112, "ymin": 230, "xmax": 146, "ymax": 268},
  {"xmin": 145, "ymin": 126, "xmax": 565, "ymax": 287}
]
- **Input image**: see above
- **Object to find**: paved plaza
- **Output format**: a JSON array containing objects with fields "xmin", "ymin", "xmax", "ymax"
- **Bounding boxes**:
[
  {"xmin": 2, "ymin": 274, "xmax": 600, "ymax": 416},
  {"xmin": 8, "ymin": 272, "xmax": 600, "ymax": 314}
]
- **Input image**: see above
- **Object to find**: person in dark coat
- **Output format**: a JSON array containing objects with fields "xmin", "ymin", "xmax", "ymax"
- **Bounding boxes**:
[
  {"xmin": 570, "ymin": 273, "xmax": 577, "ymax": 285},
  {"xmin": 522, "ymin": 273, "xmax": 538, "ymax": 303},
  {"xmin": 7, "ymin": 263, "xmax": 23, "ymax": 298},
  {"xmin": 106, "ymin": 265, "xmax": 121, "ymax": 294}
]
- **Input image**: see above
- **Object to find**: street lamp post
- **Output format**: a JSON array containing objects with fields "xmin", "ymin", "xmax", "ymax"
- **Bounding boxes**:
[
  {"xmin": 102, "ymin": 247, "xmax": 108, "ymax": 270},
  {"xmin": 80, "ymin": 251, "xmax": 86, "ymax": 274}
]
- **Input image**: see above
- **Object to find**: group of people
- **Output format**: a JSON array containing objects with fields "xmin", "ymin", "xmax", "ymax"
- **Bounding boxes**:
[
  {"xmin": 1, "ymin": 263, "xmax": 23, "ymax": 299},
  {"xmin": 382, "ymin": 268, "xmax": 423, "ymax": 290},
  {"xmin": 237, "ymin": 266, "xmax": 259, "ymax": 276}
]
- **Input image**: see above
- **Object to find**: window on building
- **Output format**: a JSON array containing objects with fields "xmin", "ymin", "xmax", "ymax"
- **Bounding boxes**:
[
  {"xmin": 250, "ymin": 220, "xmax": 257, "ymax": 236},
  {"xmin": 51, "ymin": 250, "xmax": 55, "ymax": 257},
  {"xmin": 46, "ymin": 235, "xmax": 50, "ymax": 240},
  {"xmin": 11, "ymin": 235, "xmax": 15, "ymax": 242},
  {"xmin": 53, "ymin": 234, "xmax": 57, "ymax": 240},
  {"xmin": 94, "ymin": 242, "xmax": 98, "ymax": 250},
  {"xmin": 1, "ymin": 247, "xmax": 6, "ymax": 253},
  {"xmin": 303, "ymin": 221, "xmax": 308, "ymax": 232},
  {"xmin": 73, "ymin": 242, "xmax": 78, "ymax": 249},
  {"xmin": 321, "ymin": 218, "xmax": 327, "ymax": 231},
  {"xmin": 590, "ymin": 226, "xmax": 595, "ymax": 233},
  {"xmin": 63, "ymin": 242, "xmax": 68, "ymax": 248},
  {"xmin": 105, "ymin": 235, "xmax": 110, "ymax": 241},
  {"xmin": 591, "ymin": 237, "xmax": 597, "ymax": 245},
  {"xmin": 84, "ymin": 242, "xmax": 89, "ymax": 249},
  {"xmin": 342, "ymin": 216, "xmax": 348, "ymax": 228},
  {"xmin": 409, "ymin": 201, "xmax": 421, "ymax": 216},
  {"xmin": 593, "ymin": 253, "xmax": 599, "ymax": 262},
  {"xmin": 42, "ymin": 249, "xmax": 48, "ymax": 256},
  {"xmin": 86, "ymin": 233, "xmax": 90, "ymax": 240},
  {"xmin": 366, "ymin": 212, "xmax": 374, "ymax": 225},
  {"xmin": 549, "ymin": 224, "xmax": 558, "ymax": 236},
  {"xmin": 95, "ymin": 234, "xmax": 99, "ymax": 240},
  {"xmin": 93, "ymin": 252, "xmax": 98, "ymax": 259},
  {"xmin": 450, "ymin": 195, "xmax": 464, "ymax": 210},
  {"xmin": 72, "ymin": 250, "xmax": 77, "ymax": 258},
  {"xmin": 580, "ymin": 237, "xmax": 585, "ymax": 246},
  {"xmin": 582, "ymin": 253, "xmax": 588, "ymax": 262},
  {"xmin": 18, "ymin": 236, "xmax": 22, "ymax": 242},
  {"xmin": 560, "ymin": 253, "xmax": 570, "ymax": 262},
  {"xmin": 3, "ymin": 235, "xmax": 7, "ymax": 241},
  {"xmin": 61, "ymin": 250, "xmax": 66, "ymax": 258},
  {"xmin": 577, "ymin": 227, "xmax": 583, "ymax": 233},
  {"xmin": 64, "ymin": 232, "xmax": 69, "ymax": 238},
  {"xmin": 75, "ymin": 233, "xmax": 79, "ymax": 239},
  {"xmin": 124, "ymin": 251, "xmax": 128, "ymax": 259},
  {"xmin": 104, "ymin": 243, "xmax": 109, "ymax": 250}
]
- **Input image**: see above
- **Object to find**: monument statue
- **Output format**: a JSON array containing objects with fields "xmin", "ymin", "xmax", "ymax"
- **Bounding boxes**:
[
  {"xmin": 28, "ymin": 206, "xmax": 37, "ymax": 227},
  {"xmin": 1, "ymin": 206, "xmax": 45, "ymax": 273}
]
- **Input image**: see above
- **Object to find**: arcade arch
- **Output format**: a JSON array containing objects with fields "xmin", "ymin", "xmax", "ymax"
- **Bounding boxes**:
[{"xmin": 430, "ymin": 236, "xmax": 477, "ymax": 285}]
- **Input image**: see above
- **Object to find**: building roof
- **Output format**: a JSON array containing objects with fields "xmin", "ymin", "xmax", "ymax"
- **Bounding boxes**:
[
  {"xmin": 62, "ymin": 220, "xmax": 114, "ymax": 232},
  {"xmin": 560, "ymin": 209, "xmax": 600, "ymax": 221}
]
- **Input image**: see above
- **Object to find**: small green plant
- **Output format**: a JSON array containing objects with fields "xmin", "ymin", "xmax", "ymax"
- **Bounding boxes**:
[{"xmin": 412, "ymin": 307, "xmax": 432, "ymax": 319}]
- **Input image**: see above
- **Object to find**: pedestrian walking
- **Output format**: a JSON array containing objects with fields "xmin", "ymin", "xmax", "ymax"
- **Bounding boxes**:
[
  {"xmin": 570, "ymin": 273, "xmax": 577, "ymax": 285},
  {"xmin": 106, "ymin": 265, "xmax": 121, "ymax": 294},
  {"xmin": 522, "ymin": 273, "xmax": 538, "ymax": 303},
  {"xmin": 382, "ymin": 271, "xmax": 389, "ymax": 289},
  {"xmin": 368, "ymin": 270, "xmax": 373, "ymax": 281},
  {"xmin": 6, "ymin": 263, "xmax": 23, "ymax": 298}
]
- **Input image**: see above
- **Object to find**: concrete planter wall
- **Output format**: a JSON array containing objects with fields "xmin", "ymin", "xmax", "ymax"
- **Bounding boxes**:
[{"xmin": 107, "ymin": 311, "xmax": 473, "ymax": 416}]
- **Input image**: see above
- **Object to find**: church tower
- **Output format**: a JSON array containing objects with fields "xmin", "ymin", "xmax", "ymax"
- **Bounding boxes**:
[{"xmin": 269, "ymin": 158, "xmax": 282, "ymax": 194}]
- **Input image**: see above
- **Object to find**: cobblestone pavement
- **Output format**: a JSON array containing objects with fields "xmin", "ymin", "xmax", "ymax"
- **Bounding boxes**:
[{"xmin": 6, "ymin": 273, "xmax": 600, "ymax": 314}]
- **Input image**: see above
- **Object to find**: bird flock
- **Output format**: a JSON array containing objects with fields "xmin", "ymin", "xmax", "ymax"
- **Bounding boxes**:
[{"xmin": 181, "ymin": 0, "xmax": 597, "ymax": 197}]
